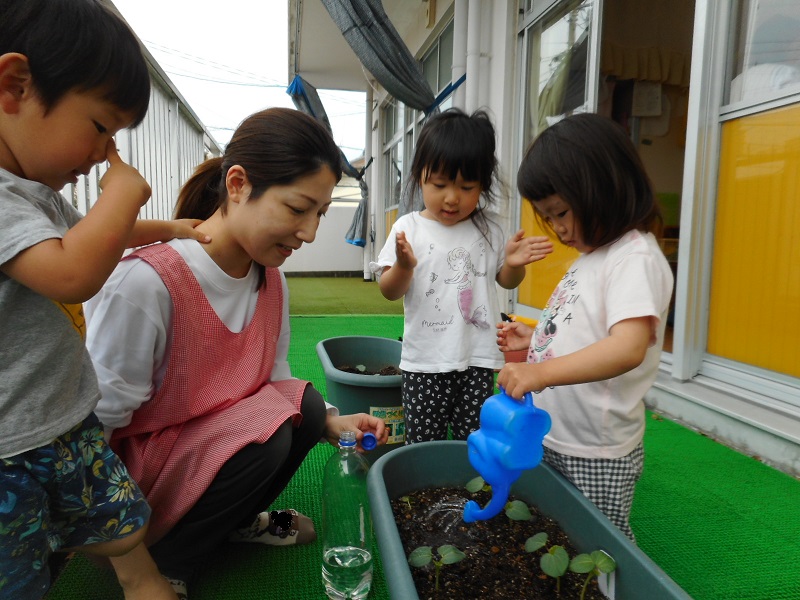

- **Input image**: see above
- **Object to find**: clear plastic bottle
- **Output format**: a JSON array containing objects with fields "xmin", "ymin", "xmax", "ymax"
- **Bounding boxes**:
[{"xmin": 321, "ymin": 431, "xmax": 374, "ymax": 599}]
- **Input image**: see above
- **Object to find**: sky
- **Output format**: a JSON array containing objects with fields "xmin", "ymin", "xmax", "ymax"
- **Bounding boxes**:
[{"xmin": 111, "ymin": 0, "xmax": 366, "ymax": 160}]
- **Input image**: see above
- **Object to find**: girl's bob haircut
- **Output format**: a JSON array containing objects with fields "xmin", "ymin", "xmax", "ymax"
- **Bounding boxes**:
[{"xmin": 517, "ymin": 113, "xmax": 662, "ymax": 248}]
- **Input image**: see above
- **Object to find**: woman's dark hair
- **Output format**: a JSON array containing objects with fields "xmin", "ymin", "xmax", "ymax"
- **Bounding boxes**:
[
  {"xmin": 409, "ymin": 108, "xmax": 500, "ymax": 239},
  {"xmin": 175, "ymin": 107, "xmax": 343, "ymax": 285},
  {"xmin": 0, "ymin": 0, "xmax": 151, "ymax": 125},
  {"xmin": 517, "ymin": 113, "xmax": 662, "ymax": 248}
]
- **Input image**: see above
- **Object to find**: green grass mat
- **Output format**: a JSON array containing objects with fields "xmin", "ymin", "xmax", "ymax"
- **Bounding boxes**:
[
  {"xmin": 286, "ymin": 277, "xmax": 403, "ymax": 316},
  {"xmin": 46, "ymin": 315, "xmax": 800, "ymax": 599}
]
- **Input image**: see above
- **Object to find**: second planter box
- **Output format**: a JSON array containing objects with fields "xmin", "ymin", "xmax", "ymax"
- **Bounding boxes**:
[{"xmin": 316, "ymin": 335, "xmax": 405, "ymax": 462}]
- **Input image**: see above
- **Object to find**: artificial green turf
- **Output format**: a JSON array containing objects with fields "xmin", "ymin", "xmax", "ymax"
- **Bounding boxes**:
[
  {"xmin": 286, "ymin": 276, "xmax": 404, "ymax": 316},
  {"xmin": 46, "ymin": 296, "xmax": 800, "ymax": 599}
]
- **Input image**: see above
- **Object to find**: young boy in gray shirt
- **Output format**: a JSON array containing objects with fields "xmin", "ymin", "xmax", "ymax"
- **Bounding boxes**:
[{"xmin": 0, "ymin": 1, "xmax": 206, "ymax": 598}]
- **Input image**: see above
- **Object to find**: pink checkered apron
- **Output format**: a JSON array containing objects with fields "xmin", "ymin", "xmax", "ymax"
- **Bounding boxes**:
[{"xmin": 110, "ymin": 244, "xmax": 307, "ymax": 545}]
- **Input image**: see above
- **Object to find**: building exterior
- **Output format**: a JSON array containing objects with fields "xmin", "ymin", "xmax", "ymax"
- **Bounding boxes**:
[
  {"xmin": 289, "ymin": 0, "xmax": 800, "ymax": 476},
  {"xmin": 62, "ymin": 1, "xmax": 221, "ymax": 219}
]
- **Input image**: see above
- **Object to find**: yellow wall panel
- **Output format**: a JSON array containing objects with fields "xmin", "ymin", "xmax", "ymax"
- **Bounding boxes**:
[
  {"xmin": 517, "ymin": 200, "xmax": 579, "ymax": 310},
  {"xmin": 384, "ymin": 208, "xmax": 398, "ymax": 240},
  {"xmin": 711, "ymin": 105, "xmax": 800, "ymax": 377}
]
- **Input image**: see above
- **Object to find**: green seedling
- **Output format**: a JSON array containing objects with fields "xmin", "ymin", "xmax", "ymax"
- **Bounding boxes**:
[
  {"xmin": 570, "ymin": 550, "xmax": 617, "ymax": 600},
  {"xmin": 399, "ymin": 495, "xmax": 413, "ymax": 510},
  {"xmin": 541, "ymin": 545, "xmax": 570, "ymax": 594},
  {"xmin": 408, "ymin": 544, "xmax": 466, "ymax": 592},
  {"xmin": 504, "ymin": 499, "xmax": 532, "ymax": 521},
  {"xmin": 525, "ymin": 531, "xmax": 616, "ymax": 598},
  {"xmin": 465, "ymin": 476, "xmax": 490, "ymax": 493}
]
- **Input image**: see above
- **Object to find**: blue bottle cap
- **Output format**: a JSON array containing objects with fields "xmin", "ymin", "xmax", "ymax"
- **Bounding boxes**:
[{"xmin": 361, "ymin": 432, "xmax": 377, "ymax": 451}]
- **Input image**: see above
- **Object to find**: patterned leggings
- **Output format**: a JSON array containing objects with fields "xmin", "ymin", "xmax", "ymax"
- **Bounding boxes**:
[
  {"xmin": 402, "ymin": 367, "xmax": 494, "ymax": 443},
  {"xmin": 543, "ymin": 443, "xmax": 645, "ymax": 542}
]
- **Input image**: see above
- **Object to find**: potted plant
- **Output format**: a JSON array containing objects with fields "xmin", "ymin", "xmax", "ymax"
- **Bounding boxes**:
[
  {"xmin": 367, "ymin": 440, "xmax": 692, "ymax": 600},
  {"xmin": 316, "ymin": 335, "xmax": 405, "ymax": 462}
]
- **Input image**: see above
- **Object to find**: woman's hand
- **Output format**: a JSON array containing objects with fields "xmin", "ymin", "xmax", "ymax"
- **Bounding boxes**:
[
  {"xmin": 324, "ymin": 413, "xmax": 388, "ymax": 453},
  {"xmin": 496, "ymin": 320, "xmax": 534, "ymax": 352}
]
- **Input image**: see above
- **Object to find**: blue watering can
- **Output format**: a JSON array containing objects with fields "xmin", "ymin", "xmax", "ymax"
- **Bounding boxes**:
[{"xmin": 463, "ymin": 387, "xmax": 551, "ymax": 523}]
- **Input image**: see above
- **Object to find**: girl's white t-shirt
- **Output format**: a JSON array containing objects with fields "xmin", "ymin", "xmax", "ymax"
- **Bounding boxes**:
[
  {"xmin": 529, "ymin": 229, "xmax": 674, "ymax": 459},
  {"xmin": 370, "ymin": 212, "xmax": 507, "ymax": 372}
]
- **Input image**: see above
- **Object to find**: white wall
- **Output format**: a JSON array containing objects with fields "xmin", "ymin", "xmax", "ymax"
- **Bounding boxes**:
[{"xmin": 281, "ymin": 203, "xmax": 365, "ymax": 274}]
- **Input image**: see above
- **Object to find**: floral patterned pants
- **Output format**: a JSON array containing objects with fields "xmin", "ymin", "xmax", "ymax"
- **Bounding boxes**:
[
  {"xmin": 0, "ymin": 413, "xmax": 150, "ymax": 598},
  {"xmin": 402, "ymin": 367, "xmax": 494, "ymax": 443}
]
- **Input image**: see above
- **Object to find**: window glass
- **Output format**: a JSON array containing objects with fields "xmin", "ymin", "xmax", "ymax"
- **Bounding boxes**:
[
  {"xmin": 523, "ymin": 0, "xmax": 592, "ymax": 150},
  {"xmin": 438, "ymin": 22, "xmax": 454, "ymax": 91},
  {"xmin": 384, "ymin": 140, "xmax": 403, "ymax": 211},
  {"xmin": 728, "ymin": 0, "xmax": 800, "ymax": 104},
  {"xmin": 383, "ymin": 102, "xmax": 397, "ymax": 144},
  {"xmin": 421, "ymin": 20, "xmax": 454, "ymax": 95},
  {"xmin": 423, "ymin": 51, "xmax": 439, "ymax": 94}
]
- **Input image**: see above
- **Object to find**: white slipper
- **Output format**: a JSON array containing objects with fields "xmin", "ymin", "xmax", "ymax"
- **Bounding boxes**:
[
  {"xmin": 229, "ymin": 509, "xmax": 316, "ymax": 546},
  {"xmin": 164, "ymin": 576, "xmax": 188, "ymax": 600}
]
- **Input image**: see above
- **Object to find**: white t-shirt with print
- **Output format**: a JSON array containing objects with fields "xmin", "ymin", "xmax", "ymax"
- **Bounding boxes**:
[
  {"xmin": 370, "ymin": 212, "xmax": 507, "ymax": 372},
  {"xmin": 529, "ymin": 229, "xmax": 674, "ymax": 459}
]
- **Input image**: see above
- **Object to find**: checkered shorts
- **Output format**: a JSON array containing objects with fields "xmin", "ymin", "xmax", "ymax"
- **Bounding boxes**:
[{"xmin": 543, "ymin": 442, "xmax": 644, "ymax": 542}]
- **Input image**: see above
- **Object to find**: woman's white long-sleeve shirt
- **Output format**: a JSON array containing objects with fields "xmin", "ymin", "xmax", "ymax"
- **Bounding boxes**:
[{"xmin": 84, "ymin": 239, "xmax": 297, "ymax": 433}]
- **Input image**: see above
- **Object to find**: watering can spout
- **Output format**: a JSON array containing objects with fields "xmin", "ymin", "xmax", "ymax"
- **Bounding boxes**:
[
  {"xmin": 463, "ymin": 388, "xmax": 551, "ymax": 523},
  {"xmin": 463, "ymin": 481, "xmax": 511, "ymax": 522}
]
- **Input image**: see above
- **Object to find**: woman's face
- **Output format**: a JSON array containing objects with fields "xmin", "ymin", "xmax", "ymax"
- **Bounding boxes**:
[{"xmin": 231, "ymin": 166, "xmax": 337, "ymax": 268}]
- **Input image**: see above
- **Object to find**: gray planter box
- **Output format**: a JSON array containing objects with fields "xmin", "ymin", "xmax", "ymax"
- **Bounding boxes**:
[
  {"xmin": 367, "ymin": 440, "xmax": 691, "ymax": 600},
  {"xmin": 316, "ymin": 336, "xmax": 405, "ymax": 463}
]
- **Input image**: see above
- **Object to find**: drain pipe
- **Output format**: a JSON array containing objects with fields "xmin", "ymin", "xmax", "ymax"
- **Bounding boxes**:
[
  {"xmin": 363, "ymin": 83, "xmax": 374, "ymax": 281},
  {"xmin": 465, "ymin": 0, "xmax": 481, "ymax": 113},
  {"xmin": 452, "ymin": 0, "xmax": 468, "ymax": 110}
]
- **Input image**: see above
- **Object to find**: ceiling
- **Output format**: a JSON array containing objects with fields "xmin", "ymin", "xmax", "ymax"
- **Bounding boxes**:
[{"xmin": 288, "ymin": 0, "xmax": 416, "ymax": 91}]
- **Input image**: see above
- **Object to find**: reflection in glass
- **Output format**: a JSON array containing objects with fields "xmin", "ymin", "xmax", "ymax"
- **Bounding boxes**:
[
  {"xmin": 524, "ymin": 0, "xmax": 592, "ymax": 148},
  {"xmin": 728, "ymin": 0, "xmax": 800, "ymax": 103}
]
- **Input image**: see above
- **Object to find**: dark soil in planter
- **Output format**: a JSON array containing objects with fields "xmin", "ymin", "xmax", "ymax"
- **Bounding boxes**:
[
  {"xmin": 336, "ymin": 364, "xmax": 402, "ymax": 376},
  {"xmin": 391, "ymin": 486, "xmax": 607, "ymax": 600}
]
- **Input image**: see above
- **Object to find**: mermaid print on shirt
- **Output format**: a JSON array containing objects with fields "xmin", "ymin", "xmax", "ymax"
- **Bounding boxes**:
[{"xmin": 445, "ymin": 247, "xmax": 490, "ymax": 329}]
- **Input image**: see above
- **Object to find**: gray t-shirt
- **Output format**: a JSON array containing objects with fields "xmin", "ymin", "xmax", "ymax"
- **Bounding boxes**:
[{"xmin": 0, "ymin": 168, "xmax": 100, "ymax": 457}]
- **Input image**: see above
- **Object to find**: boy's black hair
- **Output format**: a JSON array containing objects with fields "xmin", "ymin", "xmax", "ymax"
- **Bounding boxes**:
[
  {"xmin": 517, "ymin": 113, "xmax": 661, "ymax": 248},
  {"xmin": 0, "ymin": 0, "xmax": 151, "ymax": 126}
]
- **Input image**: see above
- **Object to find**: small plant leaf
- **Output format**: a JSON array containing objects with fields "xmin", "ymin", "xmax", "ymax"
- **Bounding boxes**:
[
  {"xmin": 408, "ymin": 546, "xmax": 433, "ymax": 567},
  {"xmin": 524, "ymin": 532, "xmax": 548, "ymax": 553},
  {"xmin": 465, "ymin": 477, "xmax": 485, "ymax": 493},
  {"xmin": 592, "ymin": 550, "xmax": 617, "ymax": 574},
  {"xmin": 505, "ymin": 500, "xmax": 532, "ymax": 521},
  {"xmin": 569, "ymin": 553, "xmax": 596, "ymax": 574},
  {"xmin": 438, "ymin": 545, "xmax": 467, "ymax": 565},
  {"xmin": 541, "ymin": 545, "xmax": 570, "ymax": 577}
]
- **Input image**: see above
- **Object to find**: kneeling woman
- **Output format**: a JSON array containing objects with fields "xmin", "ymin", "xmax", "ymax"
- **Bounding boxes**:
[{"xmin": 85, "ymin": 108, "xmax": 386, "ymax": 596}]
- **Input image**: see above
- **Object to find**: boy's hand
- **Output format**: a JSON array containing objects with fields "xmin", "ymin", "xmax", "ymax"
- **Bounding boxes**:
[
  {"xmin": 394, "ymin": 231, "xmax": 417, "ymax": 271},
  {"xmin": 496, "ymin": 320, "xmax": 533, "ymax": 352},
  {"xmin": 504, "ymin": 230, "xmax": 553, "ymax": 268},
  {"xmin": 171, "ymin": 219, "xmax": 211, "ymax": 244},
  {"xmin": 99, "ymin": 141, "xmax": 151, "ymax": 208}
]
